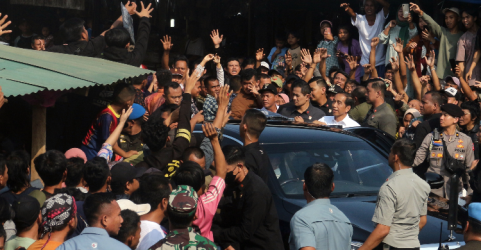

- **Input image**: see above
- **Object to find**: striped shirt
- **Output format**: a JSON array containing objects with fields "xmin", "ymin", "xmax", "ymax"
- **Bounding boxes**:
[{"xmin": 192, "ymin": 176, "xmax": 225, "ymax": 241}]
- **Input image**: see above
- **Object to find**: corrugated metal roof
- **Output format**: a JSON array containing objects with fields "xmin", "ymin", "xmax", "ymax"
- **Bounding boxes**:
[{"xmin": 0, "ymin": 45, "xmax": 153, "ymax": 97}]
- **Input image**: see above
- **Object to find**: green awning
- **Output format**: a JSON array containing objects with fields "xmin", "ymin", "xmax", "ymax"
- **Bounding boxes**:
[{"xmin": 0, "ymin": 44, "xmax": 153, "ymax": 97}]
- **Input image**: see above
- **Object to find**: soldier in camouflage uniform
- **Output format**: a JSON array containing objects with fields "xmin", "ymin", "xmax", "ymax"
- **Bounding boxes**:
[{"xmin": 148, "ymin": 185, "xmax": 217, "ymax": 250}]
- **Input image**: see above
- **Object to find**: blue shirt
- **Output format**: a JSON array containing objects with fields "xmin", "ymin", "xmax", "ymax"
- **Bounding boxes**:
[
  {"xmin": 57, "ymin": 227, "xmax": 130, "ymax": 250},
  {"xmin": 289, "ymin": 199, "xmax": 353, "ymax": 250}
]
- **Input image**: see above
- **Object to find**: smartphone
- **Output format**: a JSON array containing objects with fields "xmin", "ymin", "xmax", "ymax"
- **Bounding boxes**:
[
  {"xmin": 449, "ymin": 59, "xmax": 457, "ymax": 73},
  {"xmin": 402, "ymin": 4, "xmax": 410, "ymax": 18}
]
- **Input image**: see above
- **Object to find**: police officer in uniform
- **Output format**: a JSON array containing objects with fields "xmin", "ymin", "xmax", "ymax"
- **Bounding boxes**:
[
  {"xmin": 359, "ymin": 139, "xmax": 430, "ymax": 250},
  {"xmin": 414, "ymin": 104, "xmax": 475, "ymax": 198}
]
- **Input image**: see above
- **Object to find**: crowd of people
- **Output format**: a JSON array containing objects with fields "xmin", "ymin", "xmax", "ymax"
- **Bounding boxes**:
[{"xmin": 2, "ymin": 0, "xmax": 481, "ymax": 249}]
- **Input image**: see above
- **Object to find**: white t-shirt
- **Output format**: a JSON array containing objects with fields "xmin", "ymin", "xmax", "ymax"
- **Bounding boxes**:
[
  {"xmin": 136, "ymin": 220, "xmax": 166, "ymax": 250},
  {"xmin": 318, "ymin": 115, "xmax": 360, "ymax": 128},
  {"xmin": 352, "ymin": 11, "xmax": 388, "ymax": 66}
]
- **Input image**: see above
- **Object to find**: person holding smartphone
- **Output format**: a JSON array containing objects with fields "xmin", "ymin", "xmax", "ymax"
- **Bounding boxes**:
[
  {"xmin": 314, "ymin": 20, "xmax": 340, "ymax": 77},
  {"xmin": 411, "ymin": 3, "xmax": 463, "ymax": 85}
]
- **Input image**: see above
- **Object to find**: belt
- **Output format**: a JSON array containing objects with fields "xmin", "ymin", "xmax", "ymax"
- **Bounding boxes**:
[{"xmin": 383, "ymin": 244, "xmax": 420, "ymax": 250}]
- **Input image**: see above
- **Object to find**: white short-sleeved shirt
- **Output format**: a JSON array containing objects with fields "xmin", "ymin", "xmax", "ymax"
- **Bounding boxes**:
[
  {"xmin": 136, "ymin": 220, "xmax": 166, "ymax": 250},
  {"xmin": 352, "ymin": 10, "xmax": 388, "ymax": 66},
  {"xmin": 318, "ymin": 115, "xmax": 360, "ymax": 128}
]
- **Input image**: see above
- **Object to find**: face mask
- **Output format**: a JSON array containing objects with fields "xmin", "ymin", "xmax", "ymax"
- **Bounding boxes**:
[{"xmin": 224, "ymin": 170, "xmax": 238, "ymax": 187}]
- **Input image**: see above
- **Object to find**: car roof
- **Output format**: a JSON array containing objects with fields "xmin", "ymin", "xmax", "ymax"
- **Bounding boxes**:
[{"xmin": 223, "ymin": 122, "xmax": 364, "ymax": 145}]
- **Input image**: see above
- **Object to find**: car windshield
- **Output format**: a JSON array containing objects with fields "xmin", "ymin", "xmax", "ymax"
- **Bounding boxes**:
[{"xmin": 263, "ymin": 141, "xmax": 392, "ymax": 198}]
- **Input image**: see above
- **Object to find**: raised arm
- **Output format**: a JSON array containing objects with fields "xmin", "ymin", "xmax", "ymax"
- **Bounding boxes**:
[
  {"xmin": 285, "ymin": 51, "xmax": 293, "ymax": 75},
  {"xmin": 346, "ymin": 55, "xmax": 360, "ymax": 80},
  {"xmin": 456, "ymin": 64, "xmax": 477, "ymax": 101},
  {"xmin": 375, "ymin": 0, "xmax": 391, "ymax": 17},
  {"xmin": 406, "ymin": 54, "xmax": 423, "ymax": 101},
  {"xmin": 160, "ymin": 35, "xmax": 173, "ymax": 69},
  {"xmin": 255, "ymin": 48, "xmax": 265, "ymax": 69},
  {"xmin": 411, "ymin": 3, "xmax": 442, "ymax": 38},
  {"xmin": 393, "ymin": 38, "xmax": 407, "ymax": 89},
  {"xmin": 301, "ymin": 48, "xmax": 320, "ymax": 82},
  {"xmin": 213, "ymin": 54, "xmax": 225, "ymax": 86},
  {"xmin": 102, "ymin": 1, "xmax": 137, "ymax": 36},
  {"xmin": 426, "ymin": 50, "xmax": 441, "ymax": 91},
  {"xmin": 104, "ymin": 107, "xmax": 133, "ymax": 147},
  {"xmin": 370, "ymin": 38, "xmax": 379, "ymax": 79},
  {"xmin": 203, "ymin": 123, "xmax": 227, "ymax": 179},
  {"xmin": 341, "ymin": 3, "xmax": 357, "ymax": 22},
  {"xmin": 391, "ymin": 57, "xmax": 408, "ymax": 102},
  {"xmin": 319, "ymin": 48, "xmax": 331, "ymax": 84},
  {"xmin": 467, "ymin": 49, "xmax": 480, "ymax": 81}
]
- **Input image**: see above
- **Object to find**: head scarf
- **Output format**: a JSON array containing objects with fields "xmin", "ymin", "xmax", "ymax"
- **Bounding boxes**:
[
  {"xmin": 396, "ymin": 5, "xmax": 411, "ymax": 47},
  {"xmin": 40, "ymin": 193, "xmax": 77, "ymax": 249}
]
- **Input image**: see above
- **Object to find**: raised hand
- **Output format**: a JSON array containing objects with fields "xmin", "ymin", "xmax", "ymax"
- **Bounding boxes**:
[
  {"xmin": 455, "ymin": 65, "xmax": 462, "ymax": 78},
  {"xmin": 392, "ymin": 38, "xmax": 403, "ymax": 53},
  {"xmin": 390, "ymin": 57, "xmax": 399, "ymax": 72},
  {"xmin": 213, "ymin": 54, "xmax": 221, "ymax": 65},
  {"xmin": 371, "ymin": 37, "xmax": 379, "ymax": 48},
  {"xmin": 218, "ymin": 85, "xmax": 231, "ymax": 109},
  {"xmin": 340, "ymin": 3, "xmax": 350, "ymax": 11},
  {"xmin": 161, "ymin": 35, "xmax": 173, "ymax": 51},
  {"xmin": 319, "ymin": 48, "xmax": 330, "ymax": 59},
  {"xmin": 363, "ymin": 64, "xmax": 373, "ymax": 74},
  {"xmin": 210, "ymin": 29, "xmax": 223, "ymax": 48},
  {"xmin": 124, "ymin": 1, "xmax": 138, "ymax": 15},
  {"xmin": 285, "ymin": 51, "xmax": 293, "ymax": 67},
  {"xmin": 404, "ymin": 54, "xmax": 415, "ymax": 71},
  {"xmin": 202, "ymin": 123, "xmax": 218, "ymax": 140},
  {"xmin": 185, "ymin": 69, "xmax": 201, "ymax": 94},
  {"xmin": 409, "ymin": 42, "xmax": 417, "ymax": 49},
  {"xmin": 203, "ymin": 54, "xmax": 215, "ymax": 63},
  {"xmin": 300, "ymin": 62, "xmax": 308, "ymax": 76},
  {"xmin": 0, "ymin": 13, "xmax": 12, "ymax": 36},
  {"xmin": 248, "ymin": 82, "xmax": 260, "ymax": 96},
  {"xmin": 426, "ymin": 50, "xmax": 435, "ymax": 68},
  {"xmin": 135, "ymin": 2, "xmax": 154, "ymax": 18},
  {"xmin": 389, "ymin": 20, "xmax": 397, "ymax": 28},
  {"xmin": 192, "ymin": 110, "xmax": 204, "ymax": 124},
  {"xmin": 422, "ymin": 29, "xmax": 435, "ymax": 43},
  {"xmin": 346, "ymin": 55, "xmax": 359, "ymax": 70},
  {"xmin": 409, "ymin": 2, "xmax": 422, "ymax": 15},
  {"xmin": 301, "ymin": 49, "xmax": 313, "ymax": 65},
  {"xmin": 120, "ymin": 106, "xmax": 134, "ymax": 125},
  {"xmin": 394, "ymin": 92, "xmax": 405, "ymax": 102},
  {"xmin": 256, "ymin": 48, "xmax": 265, "ymax": 61},
  {"xmin": 313, "ymin": 48, "xmax": 322, "ymax": 64},
  {"xmin": 420, "ymin": 75, "xmax": 430, "ymax": 85},
  {"xmin": 0, "ymin": 86, "xmax": 5, "ymax": 110}
]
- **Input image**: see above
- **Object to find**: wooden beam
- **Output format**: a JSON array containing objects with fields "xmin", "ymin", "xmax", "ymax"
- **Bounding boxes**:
[{"xmin": 30, "ymin": 105, "xmax": 46, "ymax": 182}]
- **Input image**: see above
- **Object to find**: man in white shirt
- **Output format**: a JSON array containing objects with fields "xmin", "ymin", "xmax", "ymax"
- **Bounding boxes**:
[
  {"xmin": 341, "ymin": 0, "xmax": 390, "ymax": 77},
  {"xmin": 135, "ymin": 175, "xmax": 171, "ymax": 250},
  {"xmin": 316, "ymin": 93, "xmax": 360, "ymax": 128}
]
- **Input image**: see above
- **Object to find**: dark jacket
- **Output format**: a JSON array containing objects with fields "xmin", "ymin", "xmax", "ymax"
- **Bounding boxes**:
[
  {"xmin": 103, "ymin": 17, "xmax": 151, "ymax": 67},
  {"xmin": 413, "ymin": 113, "xmax": 442, "ymax": 177},
  {"xmin": 135, "ymin": 93, "xmax": 192, "ymax": 176},
  {"xmin": 48, "ymin": 36, "xmax": 106, "ymax": 57},
  {"xmin": 213, "ymin": 172, "xmax": 284, "ymax": 250},
  {"xmin": 244, "ymin": 142, "xmax": 271, "ymax": 183}
]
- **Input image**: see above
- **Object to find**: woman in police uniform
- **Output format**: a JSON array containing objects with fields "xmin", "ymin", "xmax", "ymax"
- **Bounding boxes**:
[{"xmin": 414, "ymin": 104, "xmax": 475, "ymax": 198}]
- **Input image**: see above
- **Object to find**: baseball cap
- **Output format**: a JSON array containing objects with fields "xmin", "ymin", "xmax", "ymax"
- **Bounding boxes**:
[
  {"xmin": 64, "ymin": 148, "xmax": 87, "ymax": 163},
  {"xmin": 12, "ymin": 196, "xmax": 40, "ymax": 232},
  {"xmin": 259, "ymin": 84, "xmax": 278, "ymax": 95},
  {"xmin": 320, "ymin": 20, "xmax": 333, "ymax": 28},
  {"xmin": 441, "ymin": 103, "xmax": 464, "ymax": 118},
  {"xmin": 117, "ymin": 199, "xmax": 151, "ymax": 216},
  {"xmin": 442, "ymin": 7, "xmax": 460, "ymax": 16},
  {"xmin": 445, "ymin": 76, "xmax": 460, "ymax": 87},
  {"xmin": 168, "ymin": 185, "xmax": 198, "ymax": 216},
  {"xmin": 285, "ymin": 74, "xmax": 300, "ymax": 83},
  {"xmin": 268, "ymin": 69, "xmax": 285, "ymax": 79},
  {"xmin": 468, "ymin": 202, "xmax": 481, "ymax": 224},
  {"xmin": 444, "ymin": 87, "xmax": 458, "ymax": 98},
  {"xmin": 111, "ymin": 162, "xmax": 146, "ymax": 187},
  {"xmin": 260, "ymin": 61, "xmax": 270, "ymax": 70},
  {"xmin": 271, "ymin": 77, "xmax": 283, "ymax": 88},
  {"xmin": 170, "ymin": 68, "xmax": 183, "ymax": 77},
  {"xmin": 129, "ymin": 103, "xmax": 146, "ymax": 120}
]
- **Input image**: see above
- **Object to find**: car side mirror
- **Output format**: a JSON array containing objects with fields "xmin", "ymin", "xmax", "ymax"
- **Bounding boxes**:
[{"xmin": 425, "ymin": 172, "xmax": 444, "ymax": 190}]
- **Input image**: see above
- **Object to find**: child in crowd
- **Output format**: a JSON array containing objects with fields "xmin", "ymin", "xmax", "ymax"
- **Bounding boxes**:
[
  {"xmin": 287, "ymin": 31, "xmax": 302, "ymax": 71},
  {"xmin": 267, "ymin": 34, "xmax": 288, "ymax": 71}
]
